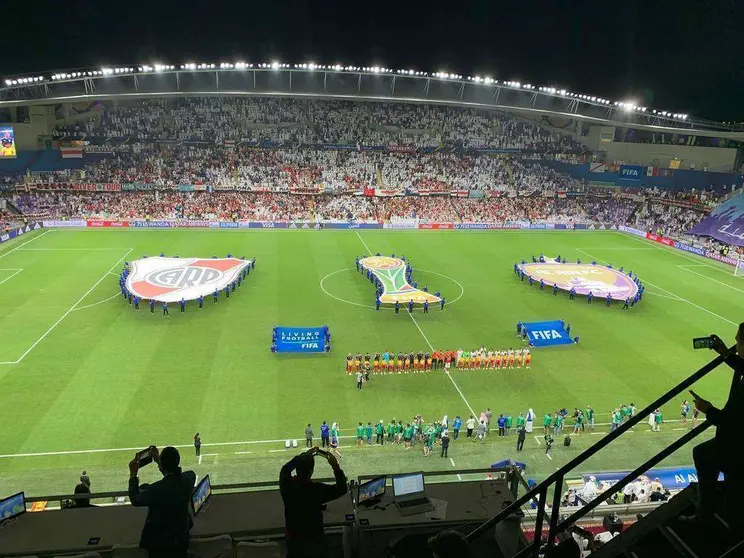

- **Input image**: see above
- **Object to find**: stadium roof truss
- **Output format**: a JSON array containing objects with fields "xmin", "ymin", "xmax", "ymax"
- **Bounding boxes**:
[{"xmin": 1, "ymin": 65, "xmax": 742, "ymax": 138}]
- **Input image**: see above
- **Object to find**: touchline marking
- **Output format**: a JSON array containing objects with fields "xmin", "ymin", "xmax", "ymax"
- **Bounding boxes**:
[
  {"xmin": 0, "ymin": 269, "xmax": 22, "ymax": 286},
  {"xmin": 577, "ymin": 249, "xmax": 737, "ymax": 326},
  {"xmin": 234, "ymin": 451, "xmax": 253, "ymax": 455},
  {"xmin": 0, "ymin": 248, "xmax": 134, "ymax": 365},
  {"xmin": 0, "ymin": 229, "xmax": 53, "ymax": 261},
  {"xmin": 355, "ymin": 231, "xmax": 374, "ymax": 256},
  {"xmin": 17, "ymin": 248, "xmax": 132, "ymax": 251},
  {"xmin": 0, "ymin": 421, "xmax": 694, "ymax": 460},
  {"xmin": 73, "ymin": 292, "xmax": 121, "ymax": 312},
  {"xmin": 450, "ymin": 458, "xmax": 456, "ymax": 467},
  {"xmin": 546, "ymin": 453, "xmax": 553, "ymax": 460},
  {"xmin": 534, "ymin": 436, "xmax": 541, "ymax": 445},
  {"xmin": 678, "ymin": 265, "xmax": 744, "ymax": 295},
  {"xmin": 198, "ymin": 454, "xmax": 202, "ymax": 465}
]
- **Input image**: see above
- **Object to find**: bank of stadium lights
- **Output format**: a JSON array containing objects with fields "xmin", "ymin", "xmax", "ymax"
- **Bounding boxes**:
[{"xmin": 4, "ymin": 76, "xmax": 45, "ymax": 85}]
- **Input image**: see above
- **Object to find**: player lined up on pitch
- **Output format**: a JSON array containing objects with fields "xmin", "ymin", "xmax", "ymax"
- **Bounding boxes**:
[
  {"xmin": 345, "ymin": 348, "xmax": 531, "ymax": 375},
  {"xmin": 118, "ymin": 253, "xmax": 256, "ymax": 315}
]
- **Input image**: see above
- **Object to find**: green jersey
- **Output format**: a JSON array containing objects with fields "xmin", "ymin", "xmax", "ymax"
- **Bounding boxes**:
[
  {"xmin": 357, "ymin": 425, "xmax": 364, "ymax": 437},
  {"xmin": 396, "ymin": 423, "xmax": 403, "ymax": 434},
  {"xmin": 387, "ymin": 422, "xmax": 396, "ymax": 435},
  {"xmin": 505, "ymin": 416, "xmax": 513, "ymax": 428},
  {"xmin": 516, "ymin": 416, "xmax": 525, "ymax": 427},
  {"xmin": 621, "ymin": 407, "xmax": 631, "ymax": 418},
  {"xmin": 435, "ymin": 424, "xmax": 442, "ymax": 436},
  {"xmin": 585, "ymin": 408, "xmax": 594, "ymax": 420},
  {"xmin": 543, "ymin": 414, "xmax": 552, "ymax": 427},
  {"xmin": 555, "ymin": 415, "xmax": 564, "ymax": 427},
  {"xmin": 655, "ymin": 412, "xmax": 663, "ymax": 424},
  {"xmin": 365, "ymin": 425, "xmax": 373, "ymax": 437},
  {"xmin": 428, "ymin": 430, "xmax": 436, "ymax": 446},
  {"xmin": 576, "ymin": 414, "xmax": 584, "ymax": 425},
  {"xmin": 405, "ymin": 426, "xmax": 414, "ymax": 438},
  {"xmin": 331, "ymin": 427, "xmax": 339, "ymax": 438},
  {"xmin": 375, "ymin": 423, "xmax": 383, "ymax": 435},
  {"xmin": 613, "ymin": 412, "xmax": 622, "ymax": 424}
]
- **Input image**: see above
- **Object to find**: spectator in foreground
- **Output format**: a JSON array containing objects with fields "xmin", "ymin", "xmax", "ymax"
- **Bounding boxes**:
[
  {"xmin": 280, "ymin": 447, "xmax": 348, "ymax": 558},
  {"xmin": 428, "ymin": 530, "xmax": 469, "ymax": 558},
  {"xmin": 73, "ymin": 483, "xmax": 94, "ymax": 507},
  {"xmin": 685, "ymin": 325, "xmax": 744, "ymax": 525},
  {"xmin": 128, "ymin": 446, "xmax": 196, "ymax": 558},
  {"xmin": 80, "ymin": 470, "xmax": 90, "ymax": 487}
]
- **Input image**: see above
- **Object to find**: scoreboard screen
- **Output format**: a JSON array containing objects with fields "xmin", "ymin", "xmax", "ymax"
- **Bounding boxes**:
[{"xmin": 0, "ymin": 126, "xmax": 16, "ymax": 158}]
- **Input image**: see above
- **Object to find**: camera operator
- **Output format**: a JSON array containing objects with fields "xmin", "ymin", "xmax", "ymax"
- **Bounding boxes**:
[
  {"xmin": 128, "ymin": 446, "xmax": 196, "ymax": 558},
  {"xmin": 280, "ymin": 446, "xmax": 348, "ymax": 558},
  {"xmin": 685, "ymin": 325, "xmax": 744, "ymax": 525}
]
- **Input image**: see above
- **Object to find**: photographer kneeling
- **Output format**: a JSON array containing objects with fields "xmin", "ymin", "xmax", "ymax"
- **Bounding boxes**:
[
  {"xmin": 685, "ymin": 325, "xmax": 744, "ymax": 525},
  {"xmin": 128, "ymin": 446, "xmax": 196, "ymax": 558},
  {"xmin": 280, "ymin": 446, "xmax": 348, "ymax": 558}
]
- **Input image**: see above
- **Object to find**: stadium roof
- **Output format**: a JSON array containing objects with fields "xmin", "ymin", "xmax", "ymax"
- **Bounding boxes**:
[{"xmin": 2, "ymin": 63, "xmax": 743, "ymax": 136}]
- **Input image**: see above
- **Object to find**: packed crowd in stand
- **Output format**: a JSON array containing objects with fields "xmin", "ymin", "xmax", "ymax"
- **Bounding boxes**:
[
  {"xmin": 53, "ymin": 97, "xmax": 583, "ymax": 150},
  {"xmin": 6, "ymin": 189, "xmax": 721, "ymax": 236}
]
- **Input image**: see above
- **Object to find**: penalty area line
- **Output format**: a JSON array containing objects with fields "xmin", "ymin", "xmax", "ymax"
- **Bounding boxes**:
[
  {"xmin": 0, "ymin": 229, "xmax": 54, "ymax": 261},
  {"xmin": 0, "ymin": 248, "xmax": 134, "ymax": 365},
  {"xmin": 73, "ymin": 292, "xmax": 121, "ymax": 312}
]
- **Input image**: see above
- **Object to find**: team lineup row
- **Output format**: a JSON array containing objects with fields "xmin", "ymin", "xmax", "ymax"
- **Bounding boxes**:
[{"xmin": 345, "ymin": 348, "xmax": 532, "ymax": 374}]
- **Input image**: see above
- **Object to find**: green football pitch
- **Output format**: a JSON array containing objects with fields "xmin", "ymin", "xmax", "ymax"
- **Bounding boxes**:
[{"xmin": 0, "ymin": 227, "xmax": 741, "ymax": 499}]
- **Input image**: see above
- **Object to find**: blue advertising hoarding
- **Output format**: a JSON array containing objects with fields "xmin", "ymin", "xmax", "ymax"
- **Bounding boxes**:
[{"xmin": 581, "ymin": 466, "xmax": 723, "ymax": 491}]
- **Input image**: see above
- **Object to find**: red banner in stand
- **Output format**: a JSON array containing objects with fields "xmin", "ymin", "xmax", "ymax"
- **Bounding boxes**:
[
  {"xmin": 86, "ymin": 220, "xmax": 130, "ymax": 228},
  {"xmin": 646, "ymin": 232, "xmax": 675, "ymax": 246},
  {"xmin": 418, "ymin": 223, "xmax": 455, "ymax": 230}
]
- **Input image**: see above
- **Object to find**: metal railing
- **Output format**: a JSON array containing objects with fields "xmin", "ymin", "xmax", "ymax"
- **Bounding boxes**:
[{"xmin": 466, "ymin": 348, "xmax": 738, "ymax": 557}]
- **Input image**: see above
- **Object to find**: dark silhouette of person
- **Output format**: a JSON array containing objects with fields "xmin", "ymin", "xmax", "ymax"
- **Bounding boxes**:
[
  {"xmin": 280, "ymin": 447, "xmax": 347, "ymax": 557},
  {"xmin": 128, "ymin": 446, "xmax": 196, "ymax": 558},
  {"xmin": 686, "ymin": 325, "xmax": 744, "ymax": 525}
]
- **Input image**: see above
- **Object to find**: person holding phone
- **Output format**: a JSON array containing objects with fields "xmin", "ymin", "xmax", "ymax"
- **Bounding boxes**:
[
  {"xmin": 128, "ymin": 446, "xmax": 196, "ymax": 558},
  {"xmin": 684, "ymin": 325, "xmax": 744, "ymax": 525},
  {"xmin": 280, "ymin": 446, "xmax": 347, "ymax": 558}
]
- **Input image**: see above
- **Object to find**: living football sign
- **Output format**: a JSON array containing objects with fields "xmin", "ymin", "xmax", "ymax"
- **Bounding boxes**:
[{"xmin": 126, "ymin": 257, "xmax": 250, "ymax": 302}]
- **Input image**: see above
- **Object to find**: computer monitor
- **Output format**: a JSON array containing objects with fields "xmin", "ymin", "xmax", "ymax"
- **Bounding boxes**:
[
  {"xmin": 191, "ymin": 475, "xmax": 212, "ymax": 516},
  {"xmin": 358, "ymin": 476, "xmax": 386, "ymax": 505},
  {"xmin": 392, "ymin": 472, "xmax": 425, "ymax": 498},
  {"xmin": 0, "ymin": 492, "xmax": 26, "ymax": 524}
]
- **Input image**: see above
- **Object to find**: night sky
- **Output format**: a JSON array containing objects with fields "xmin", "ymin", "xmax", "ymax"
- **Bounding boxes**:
[{"xmin": 3, "ymin": 0, "xmax": 742, "ymax": 122}]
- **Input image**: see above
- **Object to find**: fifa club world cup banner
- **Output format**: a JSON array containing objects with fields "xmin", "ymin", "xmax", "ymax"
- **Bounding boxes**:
[
  {"xmin": 274, "ymin": 327, "xmax": 327, "ymax": 353},
  {"xmin": 687, "ymin": 192, "xmax": 744, "ymax": 247},
  {"xmin": 126, "ymin": 257, "xmax": 250, "ymax": 303},
  {"xmin": 0, "ymin": 222, "xmax": 43, "ymax": 245},
  {"xmin": 517, "ymin": 260, "xmax": 639, "ymax": 299},
  {"xmin": 522, "ymin": 320, "xmax": 574, "ymax": 348}
]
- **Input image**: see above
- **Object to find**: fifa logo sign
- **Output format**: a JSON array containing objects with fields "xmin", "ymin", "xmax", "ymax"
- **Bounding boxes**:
[
  {"xmin": 531, "ymin": 330, "xmax": 564, "ymax": 340},
  {"xmin": 621, "ymin": 168, "xmax": 639, "ymax": 177}
]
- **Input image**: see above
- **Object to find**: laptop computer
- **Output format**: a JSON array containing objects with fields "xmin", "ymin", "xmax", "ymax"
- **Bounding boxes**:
[{"xmin": 392, "ymin": 472, "xmax": 434, "ymax": 516}]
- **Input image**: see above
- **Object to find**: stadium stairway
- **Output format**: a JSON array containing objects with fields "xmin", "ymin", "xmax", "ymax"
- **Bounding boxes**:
[
  {"xmin": 589, "ymin": 484, "xmax": 743, "ymax": 558},
  {"xmin": 464, "ymin": 348, "xmax": 744, "ymax": 558}
]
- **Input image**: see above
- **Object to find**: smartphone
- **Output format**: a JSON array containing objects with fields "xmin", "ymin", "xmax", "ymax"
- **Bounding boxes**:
[
  {"xmin": 137, "ymin": 447, "xmax": 154, "ymax": 467},
  {"xmin": 692, "ymin": 337, "xmax": 715, "ymax": 350}
]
